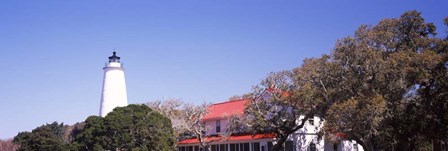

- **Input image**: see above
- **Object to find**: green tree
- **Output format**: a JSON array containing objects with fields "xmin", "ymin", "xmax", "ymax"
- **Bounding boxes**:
[
  {"xmin": 70, "ymin": 116, "xmax": 106, "ymax": 151},
  {"xmin": 72, "ymin": 104, "xmax": 176, "ymax": 151},
  {"xmin": 322, "ymin": 10, "xmax": 447, "ymax": 151},
  {"xmin": 13, "ymin": 122, "xmax": 69, "ymax": 151},
  {"xmin": 245, "ymin": 10, "xmax": 447, "ymax": 151}
]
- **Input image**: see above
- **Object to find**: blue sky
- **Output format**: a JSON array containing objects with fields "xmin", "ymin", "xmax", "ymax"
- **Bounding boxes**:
[{"xmin": 0, "ymin": 0, "xmax": 447, "ymax": 139}]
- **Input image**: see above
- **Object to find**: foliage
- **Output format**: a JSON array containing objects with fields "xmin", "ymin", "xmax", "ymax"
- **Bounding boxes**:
[
  {"xmin": 244, "ymin": 53, "xmax": 346, "ymax": 151},
  {"xmin": 70, "ymin": 116, "xmax": 106, "ymax": 150},
  {"xmin": 13, "ymin": 122, "xmax": 69, "ymax": 151},
  {"xmin": 244, "ymin": 10, "xmax": 447, "ymax": 151},
  {"xmin": 321, "ymin": 10, "xmax": 447, "ymax": 151},
  {"xmin": 72, "ymin": 104, "xmax": 176, "ymax": 151},
  {"xmin": 245, "ymin": 65, "xmax": 332, "ymax": 151}
]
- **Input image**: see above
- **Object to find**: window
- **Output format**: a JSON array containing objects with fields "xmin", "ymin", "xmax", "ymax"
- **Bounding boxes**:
[
  {"xmin": 243, "ymin": 143, "xmax": 250, "ymax": 151},
  {"xmin": 230, "ymin": 144, "xmax": 236, "ymax": 151},
  {"xmin": 267, "ymin": 142, "xmax": 273, "ymax": 151},
  {"xmin": 253, "ymin": 142, "xmax": 260, "ymax": 151},
  {"xmin": 179, "ymin": 147, "xmax": 185, "ymax": 151},
  {"xmin": 442, "ymin": 142, "xmax": 446, "ymax": 151},
  {"xmin": 309, "ymin": 117, "xmax": 314, "ymax": 126},
  {"xmin": 216, "ymin": 120, "xmax": 221, "ymax": 133},
  {"xmin": 309, "ymin": 142, "xmax": 316, "ymax": 151},
  {"xmin": 333, "ymin": 143, "xmax": 338, "ymax": 151},
  {"xmin": 211, "ymin": 145, "xmax": 217, "ymax": 151},
  {"xmin": 195, "ymin": 146, "xmax": 199, "ymax": 151},
  {"xmin": 220, "ymin": 144, "xmax": 227, "ymax": 151},
  {"xmin": 285, "ymin": 141, "xmax": 294, "ymax": 151},
  {"xmin": 188, "ymin": 146, "xmax": 193, "ymax": 151},
  {"xmin": 353, "ymin": 143, "xmax": 358, "ymax": 151}
]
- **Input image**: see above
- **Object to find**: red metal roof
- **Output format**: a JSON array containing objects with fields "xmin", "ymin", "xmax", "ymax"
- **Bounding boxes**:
[
  {"xmin": 202, "ymin": 99, "xmax": 249, "ymax": 121},
  {"xmin": 178, "ymin": 134, "xmax": 276, "ymax": 145}
]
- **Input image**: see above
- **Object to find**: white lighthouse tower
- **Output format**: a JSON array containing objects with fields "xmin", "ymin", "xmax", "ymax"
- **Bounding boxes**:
[{"xmin": 99, "ymin": 51, "xmax": 128, "ymax": 117}]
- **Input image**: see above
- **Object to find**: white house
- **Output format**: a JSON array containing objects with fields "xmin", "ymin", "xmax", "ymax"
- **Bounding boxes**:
[{"xmin": 177, "ymin": 91, "xmax": 364, "ymax": 151}]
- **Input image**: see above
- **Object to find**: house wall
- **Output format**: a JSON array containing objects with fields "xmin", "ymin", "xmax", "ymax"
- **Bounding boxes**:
[
  {"xmin": 289, "ymin": 116, "xmax": 325, "ymax": 151},
  {"xmin": 290, "ymin": 132, "xmax": 324, "ymax": 151},
  {"xmin": 204, "ymin": 118, "xmax": 230, "ymax": 135},
  {"xmin": 324, "ymin": 140, "xmax": 364, "ymax": 151},
  {"xmin": 186, "ymin": 115, "xmax": 365, "ymax": 151},
  {"xmin": 342, "ymin": 140, "xmax": 363, "ymax": 151}
]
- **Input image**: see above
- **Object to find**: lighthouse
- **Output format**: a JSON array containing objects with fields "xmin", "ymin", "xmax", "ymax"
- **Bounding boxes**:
[{"xmin": 99, "ymin": 51, "xmax": 128, "ymax": 117}]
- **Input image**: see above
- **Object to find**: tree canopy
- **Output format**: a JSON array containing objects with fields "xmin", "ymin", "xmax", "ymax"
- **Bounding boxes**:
[
  {"xmin": 72, "ymin": 104, "xmax": 175, "ymax": 151},
  {"xmin": 13, "ymin": 122, "xmax": 69, "ymax": 151},
  {"xmin": 244, "ymin": 10, "xmax": 448, "ymax": 151},
  {"xmin": 14, "ymin": 104, "xmax": 175, "ymax": 151},
  {"xmin": 319, "ymin": 10, "xmax": 447, "ymax": 151}
]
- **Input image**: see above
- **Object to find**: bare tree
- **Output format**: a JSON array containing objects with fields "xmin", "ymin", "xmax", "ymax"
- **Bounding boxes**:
[
  {"xmin": 0, "ymin": 139, "xmax": 18, "ymax": 151},
  {"xmin": 146, "ymin": 99, "xmax": 188, "ymax": 140},
  {"xmin": 148, "ymin": 99, "xmax": 244, "ymax": 151}
]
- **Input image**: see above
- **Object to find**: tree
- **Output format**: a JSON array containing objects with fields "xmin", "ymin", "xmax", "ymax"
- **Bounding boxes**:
[
  {"xmin": 70, "ymin": 116, "xmax": 106, "ymax": 151},
  {"xmin": 182, "ymin": 103, "xmax": 216, "ymax": 151},
  {"xmin": 146, "ymin": 99, "xmax": 190, "ymax": 140},
  {"xmin": 71, "ymin": 104, "xmax": 176, "ymax": 151},
  {"xmin": 324, "ymin": 95, "xmax": 386, "ymax": 151},
  {"xmin": 322, "ymin": 10, "xmax": 446, "ymax": 151},
  {"xmin": 0, "ymin": 139, "xmax": 18, "ymax": 151},
  {"xmin": 244, "ymin": 10, "xmax": 446, "ymax": 151},
  {"xmin": 413, "ymin": 15, "xmax": 448, "ymax": 145},
  {"xmin": 13, "ymin": 122, "xmax": 69, "ymax": 151},
  {"xmin": 147, "ymin": 99, "xmax": 245, "ymax": 151},
  {"xmin": 245, "ymin": 62, "xmax": 336, "ymax": 151},
  {"xmin": 104, "ymin": 104, "xmax": 175, "ymax": 150},
  {"xmin": 147, "ymin": 100, "xmax": 217, "ymax": 151}
]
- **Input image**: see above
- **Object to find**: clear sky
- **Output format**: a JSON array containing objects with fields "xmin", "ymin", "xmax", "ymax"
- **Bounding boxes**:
[{"xmin": 0, "ymin": 0, "xmax": 447, "ymax": 139}]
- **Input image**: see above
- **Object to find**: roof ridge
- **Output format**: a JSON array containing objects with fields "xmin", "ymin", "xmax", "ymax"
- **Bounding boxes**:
[{"xmin": 211, "ymin": 98, "xmax": 250, "ymax": 106}]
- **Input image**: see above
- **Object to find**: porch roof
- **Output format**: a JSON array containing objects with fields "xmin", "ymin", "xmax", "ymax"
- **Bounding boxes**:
[{"xmin": 178, "ymin": 134, "xmax": 276, "ymax": 145}]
